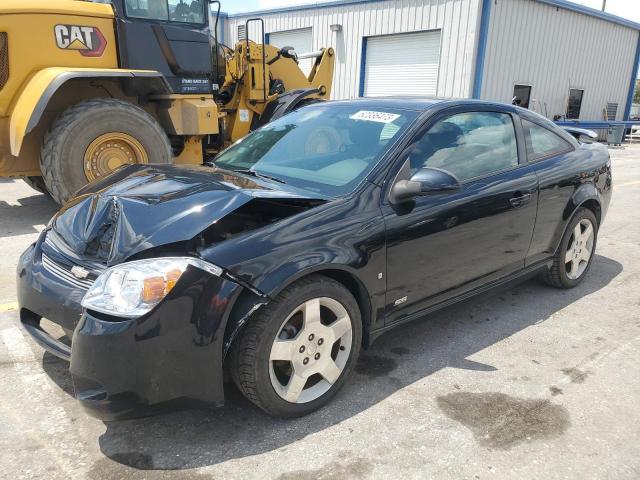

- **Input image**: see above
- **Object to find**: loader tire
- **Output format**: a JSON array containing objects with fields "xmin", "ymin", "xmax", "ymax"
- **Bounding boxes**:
[{"xmin": 40, "ymin": 99, "xmax": 172, "ymax": 205}]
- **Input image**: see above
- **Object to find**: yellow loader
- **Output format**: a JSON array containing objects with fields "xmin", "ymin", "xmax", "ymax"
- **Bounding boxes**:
[{"xmin": 0, "ymin": 0, "xmax": 334, "ymax": 204}]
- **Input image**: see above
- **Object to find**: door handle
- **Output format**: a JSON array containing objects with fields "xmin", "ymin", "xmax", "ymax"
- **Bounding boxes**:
[{"xmin": 509, "ymin": 192, "xmax": 532, "ymax": 208}]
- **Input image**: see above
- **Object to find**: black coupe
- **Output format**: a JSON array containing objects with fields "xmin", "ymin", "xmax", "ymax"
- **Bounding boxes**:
[{"xmin": 17, "ymin": 99, "xmax": 612, "ymax": 419}]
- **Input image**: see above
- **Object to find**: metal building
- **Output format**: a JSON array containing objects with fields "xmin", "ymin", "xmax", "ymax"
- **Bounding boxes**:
[{"xmin": 220, "ymin": 0, "xmax": 640, "ymax": 122}]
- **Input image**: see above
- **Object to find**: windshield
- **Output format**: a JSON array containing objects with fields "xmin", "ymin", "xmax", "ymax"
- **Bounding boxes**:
[
  {"xmin": 124, "ymin": 0, "xmax": 206, "ymax": 24},
  {"xmin": 214, "ymin": 104, "xmax": 419, "ymax": 198}
]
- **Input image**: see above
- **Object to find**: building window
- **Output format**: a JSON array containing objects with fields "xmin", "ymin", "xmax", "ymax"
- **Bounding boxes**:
[
  {"xmin": 566, "ymin": 89, "xmax": 584, "ymax": 119},
  {"xmin": 513, "ymin": 85, "xmax": 531, "ymax": 109}
]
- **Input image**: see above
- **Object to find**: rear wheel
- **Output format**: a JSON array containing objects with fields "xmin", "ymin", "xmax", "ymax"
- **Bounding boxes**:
[
  {"xmin": 230, "ymin": 275, "xmax": 362, "ymax": 417},
  {"xmin": 544, "ymin": 207, "xmax": 598, "ymax": 288},
  {"xmin": 40, "ymin": 99, "xmax": 172, "ymax": 204}
]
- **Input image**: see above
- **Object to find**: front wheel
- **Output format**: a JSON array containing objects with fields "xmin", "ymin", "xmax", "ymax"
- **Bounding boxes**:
[
  {"xmin": 40, "ymin": 99, "xmax": 172, "ymax": 205},
  {"xmin": 544, "ymin": 207, "xmax": 598, "ymax": 288},
  {"xmin": 230, "ymin": 275, "xmax": 362, "ymax": 417}
]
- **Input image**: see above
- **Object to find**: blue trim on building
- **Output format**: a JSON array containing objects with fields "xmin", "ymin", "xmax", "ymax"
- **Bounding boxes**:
[
  {"xmin": 624, "ymin": 32, "xmax": 640, "ymax": 121},
  {"xmin": 265, "ymin": 32, "xmax": 270, "ymax": 44},
  {"xmin": 224, "ymin": 0, "xmax": 386, "ymax": 19},
  {"xmin": 535, "ymin": 0, "xmax": 640, "ymax": 31},
  {"xmin": 223, "ymin": 0, "xmax": 640, "ymax": 31},
  {"xmin": 472, "ymin": 0, "xmax": 492, "ymax": 99},
  {"xmin": 358, "ymin": 36, "xmax": 368, "ymax": 97},
  {"xmin": 556, "ymin": 120, "xmax": 640, "ymax": 128}
]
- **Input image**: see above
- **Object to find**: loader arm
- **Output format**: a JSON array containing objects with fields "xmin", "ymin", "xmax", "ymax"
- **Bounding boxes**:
[{"xmin": 220, "ymin": 42, "xmax": 335, "ymax": 143}]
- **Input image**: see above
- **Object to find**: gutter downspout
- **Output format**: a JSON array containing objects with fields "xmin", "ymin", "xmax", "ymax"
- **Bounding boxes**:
[
  {"xmin": 472, "ymin": 0, "xmax": 492, "ymax": 99},
  {"xmin": 624, "ymin": 31, "xmax": 640, "ymax": 121}
]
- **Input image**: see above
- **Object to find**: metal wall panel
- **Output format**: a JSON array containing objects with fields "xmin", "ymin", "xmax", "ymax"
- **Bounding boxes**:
[
  {"xmin": 268, "ymin": 28, "xmax": 314, "ymax": 75},
  {"xmin": 225, "ymin": 0, "xmax": 483, "ymax": 100},
  {"xmin": 482, "ymin": 0, "xmax": 638, "ymax": 121}
]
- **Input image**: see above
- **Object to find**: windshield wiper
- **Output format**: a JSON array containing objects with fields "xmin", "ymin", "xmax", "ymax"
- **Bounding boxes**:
[{"xmin": 234, "ymin": 169, "xmax": 287, "ymax": 185}]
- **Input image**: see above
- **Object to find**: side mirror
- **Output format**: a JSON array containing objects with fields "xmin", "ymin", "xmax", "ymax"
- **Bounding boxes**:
[{"xmin": 389, "ymin": 166, "xmax": 460, "ymax": 204}]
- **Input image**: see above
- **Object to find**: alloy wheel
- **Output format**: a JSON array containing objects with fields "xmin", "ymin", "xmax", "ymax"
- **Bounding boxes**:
[
  {"xmin": 565, "ymin": 218, "xmax": 595, "ymax": 280},
  {"xmin": 269, "ymin": 297, "xmax": 353, "ymax": 404}
]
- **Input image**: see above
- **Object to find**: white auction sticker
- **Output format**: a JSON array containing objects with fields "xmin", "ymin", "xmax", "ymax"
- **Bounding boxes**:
[
  {"xmin": 239, "ymin": 109, "xmax": 250, "ymax": 122},
  {"xmin": 350, "ymin": 110, "xmax": 400, "ymax": 124}
]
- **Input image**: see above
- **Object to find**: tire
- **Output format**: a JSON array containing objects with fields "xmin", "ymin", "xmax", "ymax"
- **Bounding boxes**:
[
  {"xmin": 40, "ymin": 98, "xmax": 172, "ymax": 205},
  {"xmin": 544, "ymin": 207, "xmax": 598, "ymax": 289},
  {"xmin": 230, "ymin": 275, "xmax": 362, "ymax": 417},
  {"xmin": 22, "ymin": 176, "xmax": 50, "ymax": 196}
]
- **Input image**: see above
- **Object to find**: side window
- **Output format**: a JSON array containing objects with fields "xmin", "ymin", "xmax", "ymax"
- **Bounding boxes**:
[
  {"xmin": 522, "ymin": 119, "xmax": 573, "ymax": 160},
  {"xmin": 126, "ymin": 0, "xmax": 168, "ymax": 20},
  {"xmin": 125, "ymin": 0, "xmax": 204, "ymax": 23},
  {"xmin": 409, "ymin": 111, "xmax": 518, "ymax": 181},
  {"xmin": 168, "ymin": 0, "xmax": 204, "ymax": 23}
]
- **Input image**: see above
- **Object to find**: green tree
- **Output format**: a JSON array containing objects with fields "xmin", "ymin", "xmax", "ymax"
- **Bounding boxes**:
[{"xmin": 635, "ymin": 79, "xmax": 640, "ymax": 104}]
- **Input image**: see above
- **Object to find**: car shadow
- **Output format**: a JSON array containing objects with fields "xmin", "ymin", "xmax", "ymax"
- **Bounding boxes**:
[
  {"xmin": 0, "ymin": 179, "xmax": 57, "ymax": 237},
  {"xmin": 41, "ymin": 254, "xmax": 622, "ymax": 472}
]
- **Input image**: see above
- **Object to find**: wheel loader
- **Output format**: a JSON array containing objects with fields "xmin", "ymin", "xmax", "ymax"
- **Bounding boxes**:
[{"xmin": 0, "ymin": 0, "xmax": 334, "ymax": 204}]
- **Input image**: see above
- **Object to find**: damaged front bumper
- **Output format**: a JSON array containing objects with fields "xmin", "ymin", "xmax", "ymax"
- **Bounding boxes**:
[{"xmin": 16, "ymin": 231, "xmax": 251, "ymax": 421}]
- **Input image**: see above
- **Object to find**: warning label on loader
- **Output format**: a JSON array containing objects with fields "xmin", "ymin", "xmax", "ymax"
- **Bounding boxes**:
[{"xmin": 54, "ymin": 25, "xmax": 107, "ymax": 57}]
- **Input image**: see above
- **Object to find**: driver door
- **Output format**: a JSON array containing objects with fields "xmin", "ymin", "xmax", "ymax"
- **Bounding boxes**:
[{"xmin": 382, "ymin": 108, "xmax": 538, "ymax": 325}]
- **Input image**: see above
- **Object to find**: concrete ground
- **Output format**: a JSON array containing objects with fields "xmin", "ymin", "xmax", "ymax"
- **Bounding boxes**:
[{"xmin": 0, "ymin": 145, "xmax": 639, "ymax": 480}]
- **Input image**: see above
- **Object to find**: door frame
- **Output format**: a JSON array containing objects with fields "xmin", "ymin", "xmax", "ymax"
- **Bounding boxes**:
[{"xmin": 380, "ymin": 104, "xmax": 528, "ymax": 208}]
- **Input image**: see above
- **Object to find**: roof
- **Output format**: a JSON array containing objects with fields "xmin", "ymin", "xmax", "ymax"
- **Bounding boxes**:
[
  {"xmin": 323, "ymin": 97, "xmax": 447, "ymax": 111},
  {"xmin": 221, "ymin": 0, "xmax": 640, "ymax": 31},
  {"xmin": 1, "ymin": 0, "xmax": 114, "ymax": 18},
  {"xmin": 307, "ymin": 97, "xmax": 530, "ymax": 112}
]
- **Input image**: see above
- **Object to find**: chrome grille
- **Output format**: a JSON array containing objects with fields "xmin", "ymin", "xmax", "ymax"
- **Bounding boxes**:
[
  {"xmin": 0, "ymin": 33, "xmax": 7, "ymax": 91},
  {"xmin": 41, "ymin": 252, "xmax": 94, "ymax": 290}
]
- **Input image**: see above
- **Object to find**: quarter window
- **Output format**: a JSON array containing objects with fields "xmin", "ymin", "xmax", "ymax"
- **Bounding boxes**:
[
  {"xmin": 409, "ymin": 112, "xmax": 519, "ymax": 181},
  {"xmin": 566, "ymin": 89, "xmax": 584, "ymax": 119},
  {"xmin": 522, "ymin": 119, "xmax": 573, "ymax": 160}
]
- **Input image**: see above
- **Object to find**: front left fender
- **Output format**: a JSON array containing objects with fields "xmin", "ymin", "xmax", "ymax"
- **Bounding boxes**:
[{"xmin": 9, "ymin": 67, "xmax": 170, "ymax": 156}]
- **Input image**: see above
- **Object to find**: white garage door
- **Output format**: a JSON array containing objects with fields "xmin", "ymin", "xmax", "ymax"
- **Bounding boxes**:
[
  {"xmin": 363, "ymin": 31, "xmax": 441, "ymax": 97},
  {"xmin": 268, "ymin": 28, "xmax": 313, "ymax": 76}
]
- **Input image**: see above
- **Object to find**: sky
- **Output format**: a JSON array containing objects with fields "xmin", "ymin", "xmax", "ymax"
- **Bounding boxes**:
[{"xmin": 225, "ymin": 0, "xmax": 640, "ymax": 22}]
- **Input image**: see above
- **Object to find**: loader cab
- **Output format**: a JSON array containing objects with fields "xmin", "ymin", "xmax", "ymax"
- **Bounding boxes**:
[{"xmin": 105, "ymin": 0, "xmax": 219, "ymax": 94}]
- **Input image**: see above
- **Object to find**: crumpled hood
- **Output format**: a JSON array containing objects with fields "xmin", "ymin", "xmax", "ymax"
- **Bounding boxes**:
[{"xmin": 50, "ymin": 164, "xmax": 321, "ymax": 266}]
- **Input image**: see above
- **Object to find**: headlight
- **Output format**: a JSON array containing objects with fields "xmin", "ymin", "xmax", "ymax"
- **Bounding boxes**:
[{"xmin": 81, "ymin": 257, "xmax": 222, "ymax": 318}]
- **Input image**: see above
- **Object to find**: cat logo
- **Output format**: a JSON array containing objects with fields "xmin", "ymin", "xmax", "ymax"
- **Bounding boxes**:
[{"xmin": 54, "ymin": 25, "xmax": 107, "ymax": 57}]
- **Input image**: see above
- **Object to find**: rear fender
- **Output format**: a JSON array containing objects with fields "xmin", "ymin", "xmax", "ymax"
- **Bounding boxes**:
[
  {"xmin": 9, "ymin": 68, "xmax": 170, "ymax": 156},
  {"xmin": 552, "ymin": 183, "xmax": 601, "ymax": 253}
]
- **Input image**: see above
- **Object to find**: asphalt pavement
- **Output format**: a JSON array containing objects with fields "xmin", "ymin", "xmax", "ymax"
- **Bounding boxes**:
[{"xmin": 0, "ymin": 145, "xmax": 639, "ymax": 479}]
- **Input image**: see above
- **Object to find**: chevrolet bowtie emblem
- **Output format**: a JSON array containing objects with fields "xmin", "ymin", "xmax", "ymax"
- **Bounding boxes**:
[{"xmin": 71, "ymin": 265, "xmax": 90, "ymax": 279}]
